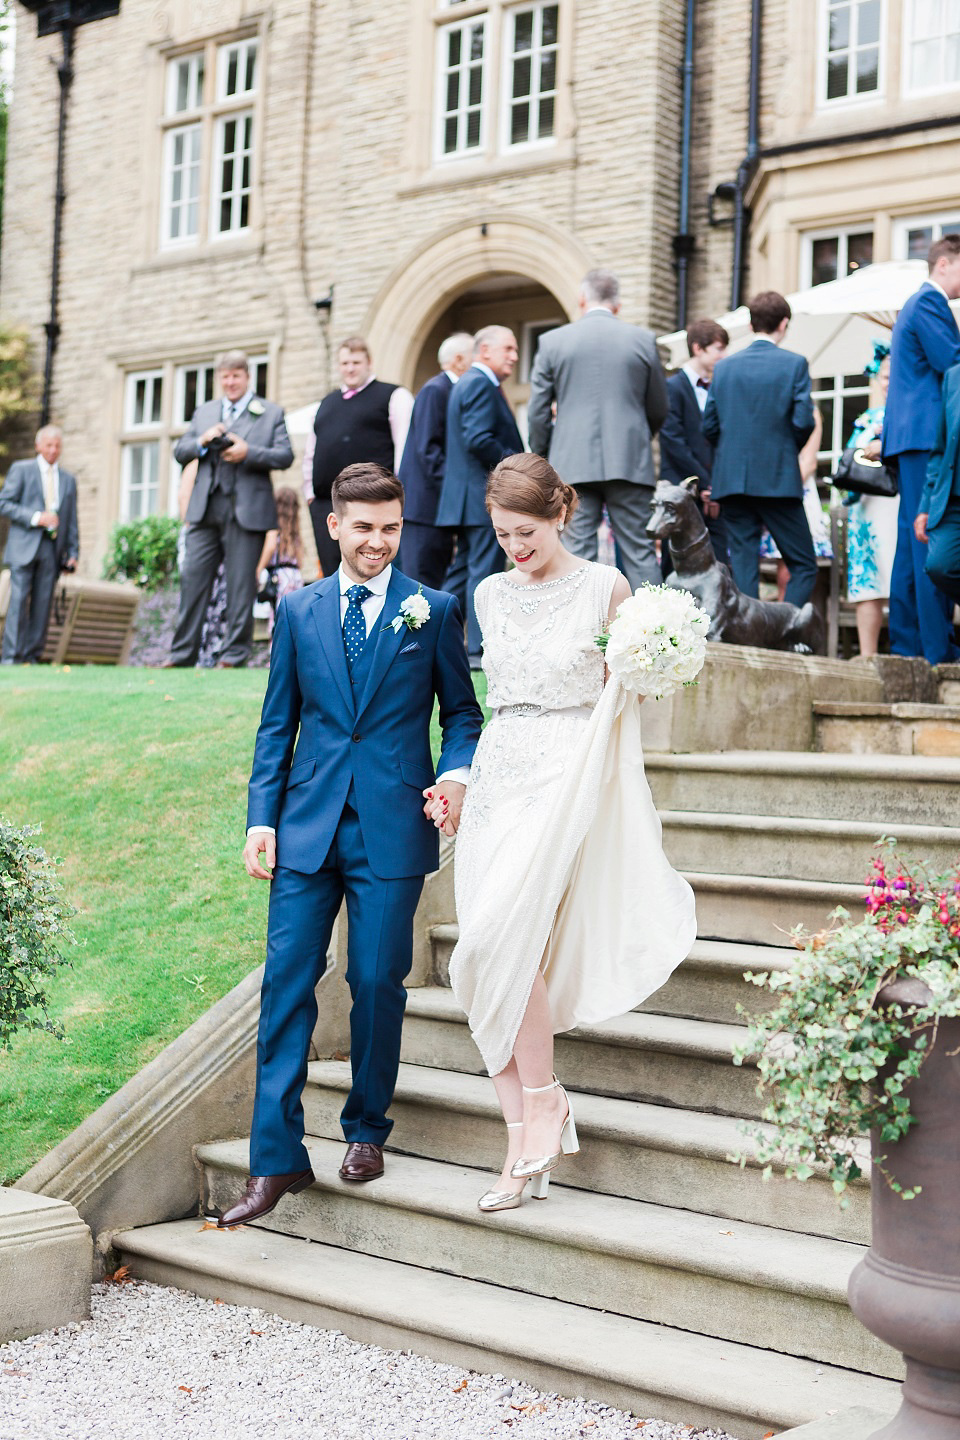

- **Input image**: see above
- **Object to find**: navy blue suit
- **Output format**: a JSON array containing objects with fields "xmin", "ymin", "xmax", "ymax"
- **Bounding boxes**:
[
  {"xmin": 703, "ymin": 339, "xmax": 817, "ymax": 605},
  {"xmin": 921, "ymin": 363, "xmax": 960, "ymax": 607},
  {"xmin": 436, "ymin": 366, "xmax": 523, "ymax": 656},
  {"xmin": 883, "ymin": 282, "xmax": 960, "ymax": 664},
  {"xmin": 659, "ymin": 370, "xmax": 729, "ymax": 570},
  {"xmin": 247, "ymin": 569, "xmax": 482, "ymax": 1172},
  {"xmin": 397, "ymin": 371, "xmax": 456, "ymax": 588}
]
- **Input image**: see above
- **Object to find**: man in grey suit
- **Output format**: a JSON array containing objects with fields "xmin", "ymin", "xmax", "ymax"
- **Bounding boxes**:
[
  {"xmin": 167, "ymin": 351, "xmax": 293, "ymax": 668},
  {"xmin": 0, "ymin": 426, "xmax": 79, "ymax": 664},
  {"xmin": 527, "ymin": 268, "xmax": 669, "ymax": 588}
]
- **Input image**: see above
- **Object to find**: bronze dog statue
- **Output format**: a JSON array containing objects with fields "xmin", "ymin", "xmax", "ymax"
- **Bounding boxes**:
[{"xmin": 647, "ymin": 479, "xmax": 825, "ymax": 654}]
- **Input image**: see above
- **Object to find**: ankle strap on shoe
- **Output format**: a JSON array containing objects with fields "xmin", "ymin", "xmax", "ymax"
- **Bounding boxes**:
[
  {"xmin": 522, "ymin": 1076, "xmax": 559, "ymax": 1094},
  {"xmin": 505, "ymin": 1121, "xmax": 523, "ymax": 1128}
]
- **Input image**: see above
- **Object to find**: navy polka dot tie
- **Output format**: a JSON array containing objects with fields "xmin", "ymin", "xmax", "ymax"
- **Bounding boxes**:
[{"xmin": 343, "ymin": 584, "xmax": 371, "ymax": 681}]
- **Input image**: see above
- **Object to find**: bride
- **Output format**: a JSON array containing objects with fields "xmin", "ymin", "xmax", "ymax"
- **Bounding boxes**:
[{"xmin": 425, "ymin": 453, "xmax": 697, "ymax": 1212}]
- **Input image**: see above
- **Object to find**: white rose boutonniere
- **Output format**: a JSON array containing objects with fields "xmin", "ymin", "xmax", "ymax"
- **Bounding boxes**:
[
  {"xmin": 386, "ymin": 585, "xmax": 431, "ymax": 634},
  {"xmin": 248, "ymin": 400, "xmax": 265, "ymax": 416}
]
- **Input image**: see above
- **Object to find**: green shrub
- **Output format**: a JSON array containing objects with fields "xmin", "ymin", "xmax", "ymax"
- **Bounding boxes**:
[
  {"xmin": 0, "ymin": 322, "xmax": 41, "ymax": 460},
  {"xmin": 0, "ymin": 818, "xmax": 77, "ymax": 1049},
  {"xmin": 103, "ymin": 515, "xmax": 180, "ymax": 590}
]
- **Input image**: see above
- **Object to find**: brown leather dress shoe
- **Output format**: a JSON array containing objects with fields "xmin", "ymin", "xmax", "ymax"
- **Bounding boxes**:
[
  {"xmin": 215, "ymin": 1169, "xmax": 315, "ymax": 1228},
  {"xmin": 339, "ymin": 1143, "xmax": 384, "ymax": 1182}
]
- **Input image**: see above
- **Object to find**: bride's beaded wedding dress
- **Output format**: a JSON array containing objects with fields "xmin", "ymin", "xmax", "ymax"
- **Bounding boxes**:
[{"xmin": 450, "ymin": 560, "xmax": 698, "ymax": 1077}]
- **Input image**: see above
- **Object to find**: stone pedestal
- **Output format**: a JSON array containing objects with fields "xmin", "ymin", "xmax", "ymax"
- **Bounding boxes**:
[{"xmin": 0, "ymin": 1188, "xmax": 91, "ymax": 1341}]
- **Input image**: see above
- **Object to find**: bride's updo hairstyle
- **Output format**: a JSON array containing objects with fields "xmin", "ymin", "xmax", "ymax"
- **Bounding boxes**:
[{"xmin": 486, "ymin": 452, "xmax": 578, "ymax": 522}]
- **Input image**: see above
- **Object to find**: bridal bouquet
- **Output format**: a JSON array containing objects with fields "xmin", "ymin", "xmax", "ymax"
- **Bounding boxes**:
[{"xmin": 597, "ymin": 583, "xmax": 709, "ymax": 700}]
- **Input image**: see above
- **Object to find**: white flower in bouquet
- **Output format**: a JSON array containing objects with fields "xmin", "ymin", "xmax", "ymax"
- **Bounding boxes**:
[{"xmin": 597, "ymin": 583, "xmax": 709, "ymax": 700}]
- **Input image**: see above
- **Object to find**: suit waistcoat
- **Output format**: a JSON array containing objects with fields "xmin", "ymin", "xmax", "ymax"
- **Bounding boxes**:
[{"xmin": 312, "ymin": 382, "xmax": 398, "ymax": 498}]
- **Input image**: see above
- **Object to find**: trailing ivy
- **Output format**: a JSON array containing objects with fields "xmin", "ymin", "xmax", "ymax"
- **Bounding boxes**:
[
  {"xmin": 102, "ymin": 515, "xmax": 180, "ymax": 591},
  {"xmin": 0, "ymin": 818, "xmax": 78, "ymax": 1049},
  {"xmin": 734, "ymin": 838, "xmax": 960, "ymax": 1202}
]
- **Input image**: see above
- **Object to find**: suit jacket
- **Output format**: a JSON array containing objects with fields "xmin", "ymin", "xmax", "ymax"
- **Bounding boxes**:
[
  {"xmin": 398, "ymin": 370, "xmax": 454, "ymax": 524},
  {"xmin": 884, "ymin": 282, "xmax": 960, "ymax": 458},
  {"xmin": 659, "ymin": 370, "xmax": 714, "ymax": 488},
  {"xmin": 435, "ymin": 367, "xmax": 523, "ymax": 528},
  {"xmin": 0, "ymin": 459, "xmax": 79, "ymax": 568},
  {"xmin": 246, "ymin": 569, "xmax": 483, "ymax": 880},
  {"xmin": 922, "ymin": 363, "xmax": 960, "ymax": 530},
  {"xmin": 527, "ymin": 309, "xmax": 668, "ymax": 487},
  {"xmin": 174, "ymin": 395, "xmax": 293, "ymax": 533},
  {"xmin": 703, "ymin": 339, "xmax": 814, "ymax": 501}
]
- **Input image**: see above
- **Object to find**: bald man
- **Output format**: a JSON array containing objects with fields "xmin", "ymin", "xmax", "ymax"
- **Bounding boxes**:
[
  {"xmin": 0, "ymin": 426, "xmax": 79, "ymax": 664},
  {"xmin": 435, "ymin": 326, "xmax": 523, "ymax": 663}
]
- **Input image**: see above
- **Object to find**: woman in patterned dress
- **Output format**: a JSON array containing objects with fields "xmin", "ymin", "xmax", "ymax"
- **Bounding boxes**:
[
  {"xmin": 430, "ymin": 454, "xmax": 696, "ymax": 1213},
  {"xmin": 845, "ymin": 348, "xmax": 898, "ymax": 657}
]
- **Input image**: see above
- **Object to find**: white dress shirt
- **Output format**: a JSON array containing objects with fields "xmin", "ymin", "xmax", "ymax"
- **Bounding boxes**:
[
  {"xmin": 470, "ymin": 360, "xmax": 501, "ymax": 388},
  {"xmin": 301, "ymin": 378, "xmax": 415, "ymax": 501},
  {"xmin": 247, "ymin": 562, "xmax": 469, "ymax": 836},
  {"xmin": 682, "ymin": 361, "xmax": 710, "ymax": 413},
  {"xmin": 31, "ymin": 456, "xmax": 60, "ymax": 528},
  {"xmin": 222, "ymin": 388, "xmax": 255, "ymax": 425}
]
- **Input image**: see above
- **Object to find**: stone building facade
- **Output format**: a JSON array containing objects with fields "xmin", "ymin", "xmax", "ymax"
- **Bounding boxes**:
[{"xmin": 2, "ymin": 0, "xmax": 959, "ymax": 570}]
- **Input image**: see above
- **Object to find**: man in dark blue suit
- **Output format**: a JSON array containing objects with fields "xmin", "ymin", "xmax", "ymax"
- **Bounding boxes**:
[
  {"xmin": 703, "ymin": 292, "xmax": 817, "ymax": 606},
  {"xmin": 883, "ymin": 235, "xmax": 960, "ymax": 664},
  {"xmin": 436, "ymin": 326, "xmax": 524, "ymax": 663},
  {"xmin": 397, "ymin": 332, "xmax": 473, "ymax": 588},
  {"xmin": 917, "ymin": 361, "xmax": 960, "ymax": 606},
  {"xmin": 659, "ymin": 318, "xmax": 730, "ymax": 572},
  {"xmin": 219, "ymin": 464, "xmax": 483, "ymax": 1226}
]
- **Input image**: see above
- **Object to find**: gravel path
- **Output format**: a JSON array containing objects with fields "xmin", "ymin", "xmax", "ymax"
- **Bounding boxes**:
[{"xmin": 0, "ymin": 1280, "xmax": 744, "ymax": 1440}]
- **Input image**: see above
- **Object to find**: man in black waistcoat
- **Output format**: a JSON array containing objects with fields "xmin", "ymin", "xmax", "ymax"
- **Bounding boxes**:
[
  {"xmin": 303, "ymin": 337, "xmax": 413, "ymax": 577},
  {"xmin": 659, "ymin": 318, "xmax": 730, "ymax": 574}
]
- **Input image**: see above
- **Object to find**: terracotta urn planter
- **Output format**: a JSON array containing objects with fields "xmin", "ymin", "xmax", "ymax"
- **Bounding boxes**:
[{"xmin": 848, "ymin": 979, "xmax": 960, "ymax": 1439}]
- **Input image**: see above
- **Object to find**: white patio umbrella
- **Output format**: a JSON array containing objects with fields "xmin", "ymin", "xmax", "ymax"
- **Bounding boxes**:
[
  {"xmin": 284, "ymin": 401, "xmax": 319, "ymax": 438},
  {"xmin": 657, "ymin": 259, "xmax": 953, "ymax": 374}
]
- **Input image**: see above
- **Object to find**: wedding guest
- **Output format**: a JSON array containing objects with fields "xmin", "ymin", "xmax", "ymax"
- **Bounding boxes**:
[
  {"xmin": 846, "ymin": 347, "xmax": 899, "ymax": 657},
  {"xmin": 167, "ymin": 351, "xmax": 293, "ymax": 669},
  {"xmin": 527, "ymin": 268, "xmax": 668, "ymax": 589},
  {"xmin": 659, "ymin": 318, "xmax": 730, "ymax": 572},
  {"xmin": 0, "ymin": 425, "xmax": 78, "ymax": 665},
  {"xmin": 916, "ymin": 359, "xmax": 960, "ymax": 606},
  {"xmin": 760, "ymin": 409, "xmax": 830, "ymax": 601},
  {"xmin": 256, "ymin": 486, "xmax": 305, "ymax": 638},
  {"xmin": 435, "ymin": 326, "xmax": 523, "ymax": 665},
  {"xmin": 177, "ymin": 459, "xmax": 227, "ymax": 669},
  {"xmin": 303, "ymin": 337, "xmax": 413, "ymax": 580},
  {"xmin": 883, "ymin": 235, "xmax": 960, "ymax": 664},
  {"xmin": 397, "ymin": 332, "xmax": 473, "ymax": 589},
  {"xmin": 704, "ymin": 291, "xmax": 818, "ymax": 606}
]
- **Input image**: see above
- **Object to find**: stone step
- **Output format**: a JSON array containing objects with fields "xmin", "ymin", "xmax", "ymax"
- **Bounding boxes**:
[
  {"xmin": 303, "ymin": 1061, "xmax": 871, "ymax": 1244},
  {"xmin": 814, "ymin": 701, "xmax": 960, "ymax": 757},
  {"xmin": 426, "ymin": 928, "xmax": 796, "ymax": 1024},
  {"xmin": 400, "ymin": 987, "xmax": 764, "ymax": 1119},
  {"xmin": 198, "ymin": 1138, "xmax": 898, "ymax": 1381},
  {"xmin": 661, "ymin": 811, "xmax": 960, "ymax": 886},
  {"xmin": 646, "ymin": 750, "xmax": 960, "ymax": 827},
  {"xmin": 115, "ymin": 1218, "xmax": 900, "ymax": 1440},
  {"xmin": 689, "ymin": 871, "xmax": 864, "ymax": 944}
]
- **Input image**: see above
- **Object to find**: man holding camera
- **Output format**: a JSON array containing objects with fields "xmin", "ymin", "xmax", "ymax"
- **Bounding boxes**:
[{"xmin": 166, "ymin": 351, "xmax": 293, "ymax": 668}]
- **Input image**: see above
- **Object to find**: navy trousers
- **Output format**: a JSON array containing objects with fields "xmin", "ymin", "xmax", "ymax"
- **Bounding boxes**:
[
  {"xmin": 397, "ymin": 520, "xmax": 454, "ymax": 591},
  {"xmin": 250, "ymin": 802, "xmax": 424, "ymax": 1176},
  {"xmin": 889, "ymin": 451, "xmax": 959, "ymax": 665},
  {"xmin": 454, "ymin": 521, "xmax": 504, "ymax": 658},
  {"xmin": 925, "ymin": 496, "xmax": 960, "ymax": 607},
  {"xmin": 720, "ymin": 495, "xmax": 818, "ymax": 606}
]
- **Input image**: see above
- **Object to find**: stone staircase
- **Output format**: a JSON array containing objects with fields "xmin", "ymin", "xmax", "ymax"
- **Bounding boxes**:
[{"xmin": 113, "ymin": 748, "xmax": 960, "ymax": 1439}]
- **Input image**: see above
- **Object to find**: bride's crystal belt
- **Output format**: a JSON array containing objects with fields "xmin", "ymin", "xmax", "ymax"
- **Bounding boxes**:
[{"xmin": 495, "ymin": 703, "xmax": 594, "ymax": 720}]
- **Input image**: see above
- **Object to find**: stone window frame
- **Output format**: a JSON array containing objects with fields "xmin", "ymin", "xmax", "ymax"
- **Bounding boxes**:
[
  {"xmin": 156, "ymin": 27, "xmax": 265, "ymax": 256},
  {"xmin": 902, "ymin": 0, "xmax": 960, "ymax": 97},
  {"xmin": 891, "ymin": 210, "xmax": 960, "ymax": 259},
  {"xmin": 115, "ymin": 351, "xmax": 271, "ymax": 524},
  {"xmin": 816, "ymin": 0, "xmax": 887, "ymax": 109},
  {"xmin": 423, "ymin": 0, "xmax": 573, "ymax": 180},
  {"xmin": 800, "ymin": 225, "xmax": 875, "ymax": 288},
  {"xmin": 811, "ymin": 370, "xmax": 873, "ymax": 477}
]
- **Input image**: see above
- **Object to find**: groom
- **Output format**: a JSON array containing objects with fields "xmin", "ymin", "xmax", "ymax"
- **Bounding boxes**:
[{"xmin": 219, "ymin": 463, "xmax": 483, "ymax": 1227}]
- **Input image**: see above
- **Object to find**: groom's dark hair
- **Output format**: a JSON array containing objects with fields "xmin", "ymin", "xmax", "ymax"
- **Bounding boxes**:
[{"xmin": 331, "ymin": 463, "xmax": 405, "ymax": 514}]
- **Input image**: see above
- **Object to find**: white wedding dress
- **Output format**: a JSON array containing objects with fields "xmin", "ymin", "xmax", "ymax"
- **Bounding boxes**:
[{"xmin": 450, "ymin": 561, "xmax": 698, "ymax": 1077}]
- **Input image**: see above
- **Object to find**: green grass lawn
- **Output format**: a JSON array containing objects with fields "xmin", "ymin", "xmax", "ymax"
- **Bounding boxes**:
[{"xmin": 0, "ymin": 664, "xmax": 485, "ymax": 1183}]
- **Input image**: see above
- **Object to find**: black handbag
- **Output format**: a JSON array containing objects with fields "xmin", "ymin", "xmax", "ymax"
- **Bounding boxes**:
[
  {"xmin": 832, "ymin": 445, "xmax": 898, "ymax": 499},
  {"xmin": 257, "ymin": 565, "xmax": 279, "ymax": 605}
]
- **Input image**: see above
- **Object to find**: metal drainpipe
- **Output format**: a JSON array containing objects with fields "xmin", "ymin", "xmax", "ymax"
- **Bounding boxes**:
[
  {"xmin": 41, "ymin": 21, "xmax": 75, "ymax": 428},
  {"xmin": 730, "ymin": 0, "xmax": 763, "ymax": 312},
  {"xmin": 673, "ymin": 0, "xmax": 697, "ymax": 329}
]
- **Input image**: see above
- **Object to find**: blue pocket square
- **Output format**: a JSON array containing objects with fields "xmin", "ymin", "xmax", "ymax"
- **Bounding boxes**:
[{"xmin": 399, "ymin": 640, "xmax": 422, "ymax": 655}]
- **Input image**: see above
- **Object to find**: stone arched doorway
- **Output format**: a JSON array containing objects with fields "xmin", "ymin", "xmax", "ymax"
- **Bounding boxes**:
[{"xmin": 364, "ymin": 215, "xmax": 592, "ymax": 436}]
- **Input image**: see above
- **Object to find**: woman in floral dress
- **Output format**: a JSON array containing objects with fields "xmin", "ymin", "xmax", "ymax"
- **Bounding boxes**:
[{"xmin": 845, "ymin": 346, "xmax": 898, "ymax": 658}]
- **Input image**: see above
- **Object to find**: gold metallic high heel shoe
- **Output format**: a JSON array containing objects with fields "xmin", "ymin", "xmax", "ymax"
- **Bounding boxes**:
[
  {"xmin": 478, "ymin": 1123, "xmax": 552, "ymax": 1211},
  {"xmin": 510, "ymin": 1074, "xmax": 580, "ymax": 1181}
]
